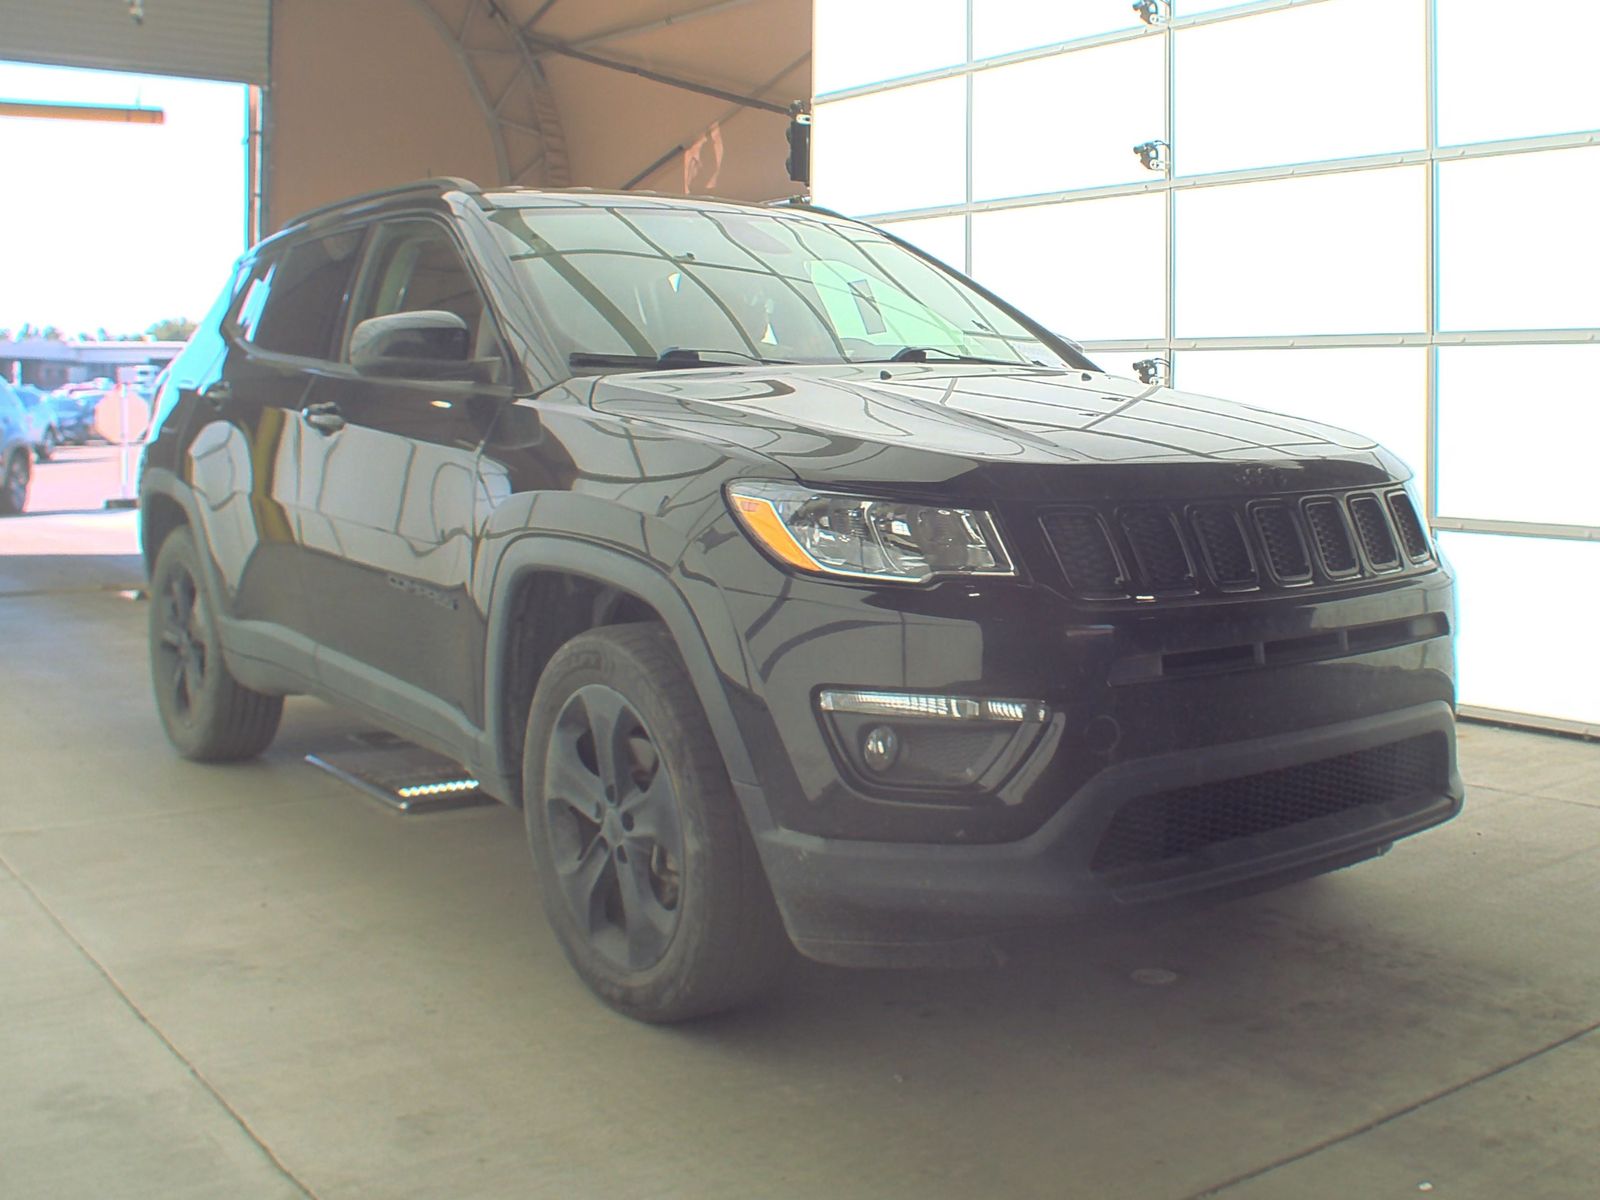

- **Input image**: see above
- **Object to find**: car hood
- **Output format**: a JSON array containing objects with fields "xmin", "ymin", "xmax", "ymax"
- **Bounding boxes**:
[{"xmin": 586, "ymin": 363, "xmax": 1406, "ymax": 502}]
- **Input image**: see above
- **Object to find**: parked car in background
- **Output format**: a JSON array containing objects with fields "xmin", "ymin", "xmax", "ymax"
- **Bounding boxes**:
[
  {"xmin": 47, "ymin": 388, "xmax": 100, "ymax": 445},
  {"xmin": 14, "ymin": 385, "xmax": 61, "ymax": 460},
  {"xmin": 0, "ymin": 380, "xmax": 33, "ymax": 515}
]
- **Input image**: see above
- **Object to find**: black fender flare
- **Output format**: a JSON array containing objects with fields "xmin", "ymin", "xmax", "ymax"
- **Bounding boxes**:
[{"xmin": 481, "ymin": 535, "xmax": 762, "ymax": 799}]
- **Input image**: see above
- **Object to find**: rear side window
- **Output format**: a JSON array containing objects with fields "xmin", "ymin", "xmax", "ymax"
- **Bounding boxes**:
[{"xmin": 234, "ymin": 229, "xmax": 364, "ymax": 359}]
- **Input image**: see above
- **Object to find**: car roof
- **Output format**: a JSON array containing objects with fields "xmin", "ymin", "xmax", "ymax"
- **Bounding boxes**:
[{"xmin": 275, "ymin": 177, "xmax": 850, "ymax": 247}]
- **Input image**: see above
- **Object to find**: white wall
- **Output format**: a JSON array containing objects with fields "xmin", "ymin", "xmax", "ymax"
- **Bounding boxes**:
[{"xmin": 812, "ymin": 0, "xmax": 1600, "ymax": 729}]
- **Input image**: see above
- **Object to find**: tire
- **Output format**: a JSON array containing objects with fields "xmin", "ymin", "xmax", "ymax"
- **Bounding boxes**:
[
  {"xmin": 148, "ymin": 527, "xmax": 283, "ymax": 761},
  {"xmin": 523, "ymin": 622, "xmax": 789, "ymax": 1022},
  {"xmin": 35, "ymin": 428, "xmax": 57, "ymax": 463},
  {"xmin": 0, "ymin": 450, "xmax": 29, "ymax": 516}
]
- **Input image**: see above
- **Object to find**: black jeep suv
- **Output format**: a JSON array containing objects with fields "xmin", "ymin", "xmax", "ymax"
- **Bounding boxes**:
[{"xmin": 141, "ymin": 179, "xmax": 1462, "ymax": 1020}]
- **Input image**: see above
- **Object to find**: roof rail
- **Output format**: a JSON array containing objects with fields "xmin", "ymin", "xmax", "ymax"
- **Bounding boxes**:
[{"xmin": 283, "ymin": 177, "xmax": 484, "ymax": 231}]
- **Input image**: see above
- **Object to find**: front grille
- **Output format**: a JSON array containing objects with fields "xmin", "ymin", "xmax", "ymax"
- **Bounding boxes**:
[
  {"xmin": 1119, "ymin": 507, "xmax": 1194, "ymax": 593},
  {"xmin": 1091, "ymin": 734, "xmax": 1448, "ymax": 873},
  {"xmin": 1303, "ymin": 497, "xmax": 1359, "ymax": 576},
  {"xmin": 1190, "ymin": 505, "xmax": 1256, "ymax": 588},
  {"xmin": 1251, "ymin": 503, "xmax": 1313, "ymax": 584},
  {"xmin": 1041, "ymin": 486, "xmax": 1433, "ymax": 602},
  {"xmin": 1040, "ymin": 509, "xmax": 1124, "ymax": 598},
  {"xmin": 1388, "ymin": 492, "xmax": 1431, "ymax": 561},
  {"xmin": 1349, "ymin": 494, "xmax": 1401, "ymax": 570}
]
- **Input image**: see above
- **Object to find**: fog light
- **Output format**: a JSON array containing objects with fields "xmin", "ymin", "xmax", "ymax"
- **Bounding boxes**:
[{"xmin": 862, "ymin": 725, "xmax": 899, "ymax": 772}]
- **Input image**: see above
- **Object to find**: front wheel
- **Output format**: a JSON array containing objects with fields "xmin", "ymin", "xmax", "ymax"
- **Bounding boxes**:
[
  {"xmin": 523, "ymin": 623, "xmax": 789, "ymax": 1022},
  {"xmin": 148, "ymin": 527, "xmax": 283, "ymax": 760},
  {"xmin": 34, "ymin": 428, "xmax": 57, "ymax": 462}
]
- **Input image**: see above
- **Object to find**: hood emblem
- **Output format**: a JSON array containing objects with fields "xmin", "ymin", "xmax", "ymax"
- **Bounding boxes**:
[{"xmin": 1232, "ymin": 464, "xmax": 1297, "ymax": 491}]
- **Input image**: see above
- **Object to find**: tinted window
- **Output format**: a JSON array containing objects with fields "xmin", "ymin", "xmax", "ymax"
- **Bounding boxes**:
[
  {"xmin": 236, "ymin": 230, "xmax": 363, "ymax": 359},
  {"xmin": 347, "ymin": 220, "xmax": 489, "ymax": 347}
]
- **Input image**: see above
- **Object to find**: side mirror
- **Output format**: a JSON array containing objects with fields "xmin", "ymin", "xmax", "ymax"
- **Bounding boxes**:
[{"xmin": 350, "ymin": 310, "xmax": 472, "ymax": 380}]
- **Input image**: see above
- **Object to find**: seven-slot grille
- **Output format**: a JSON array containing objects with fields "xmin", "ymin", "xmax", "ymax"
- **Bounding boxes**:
[{"xmin": 1041, "ymin": 487, "xmax": 1431, "ymax": 602}]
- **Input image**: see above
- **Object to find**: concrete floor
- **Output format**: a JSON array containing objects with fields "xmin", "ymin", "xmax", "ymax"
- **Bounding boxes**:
[{"xmin": 3, "ymin": 510, "xmax": 1598, "ymax": 1200}]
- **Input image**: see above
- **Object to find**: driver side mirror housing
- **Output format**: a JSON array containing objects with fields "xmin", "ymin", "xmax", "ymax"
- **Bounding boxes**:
[{"xmin": 350, "ymin": 310, "xmax": 472, "ymax": 380}]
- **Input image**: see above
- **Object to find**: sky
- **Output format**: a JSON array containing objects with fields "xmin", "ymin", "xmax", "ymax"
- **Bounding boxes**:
[{"xmin": 0, "ymin": 60, "xmax": 248, "ymax": 338}]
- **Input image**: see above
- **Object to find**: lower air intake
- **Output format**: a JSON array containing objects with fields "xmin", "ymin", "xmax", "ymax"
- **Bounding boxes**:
[{"xmin": 1090, "ymin": 734, "xmax": 1448, "ymax": 873}]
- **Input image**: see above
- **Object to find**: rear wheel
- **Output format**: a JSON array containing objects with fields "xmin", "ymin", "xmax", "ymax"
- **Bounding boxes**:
[
  {"xmin": 0, "ymin": 450, "xmax": 29, "ymax": 515},
  {"xmin": 34, "ymin": 428, "xmax": 57, "ymax": 462},
  {"xmin": 523, "ymin": 622, "xmax": 788, "ymax": 1022},
  {"xmin": 148, "ymin": 527, "xmax": 283, "ymax": 761}
]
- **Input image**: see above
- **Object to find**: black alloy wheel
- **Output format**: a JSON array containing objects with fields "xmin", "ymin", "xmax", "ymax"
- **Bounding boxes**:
[
  {"xmin": 523, "ymin": 623, "xmax": 789, "ymax": 1022},
  {"xmin": 147, "ymin": 528, "xmax": 283, "ymax": 760},
  {"xmin": 544, "ymin": 683, "xmax": 686, "ymax": 972},
  {"xmin": 155, "ymin": 565, "xmax": 210, "ymax": 723}
]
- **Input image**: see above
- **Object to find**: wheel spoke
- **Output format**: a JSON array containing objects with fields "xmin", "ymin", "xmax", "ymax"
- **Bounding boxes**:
[
  {"xmin": 183, "ymin": 656, "xmax": 205, "ymax": 705},
  {"xmin": 158, "ymin": 628, "xmax": 182, "ymax": 650},
  {"xmin": 614, "ymin": 850, "xmax": 675, "ymax": 968},
  {"xmin": 544, "ymin": 727, "xmax": 606, "ymax": 821},
  {"xmin": 556, "ymin": 835, "xmax": 612, "ymax": 935},
  {"xmin": 619, "ymin": 768, "xmax": 682, "ymax": 855},
  {"xmin": 171, "ymin": 656, "xmax": 189, "ymax": 708},
  {"xmin": 578, "ymin": 687, "xmax": 630, "ymax": 796}
]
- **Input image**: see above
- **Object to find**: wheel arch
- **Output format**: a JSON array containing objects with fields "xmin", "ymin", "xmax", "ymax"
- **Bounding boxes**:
[
  {"xmin": 483, "ymin": 537, "xmax": 759, "ymax": 808},
  {"xmin": 140, "ymin": 490, "xmax": 192, "ymax": 575}
]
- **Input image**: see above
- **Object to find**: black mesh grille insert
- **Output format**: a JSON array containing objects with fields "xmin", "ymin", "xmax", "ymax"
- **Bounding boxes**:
[
  {"xmin": 1304, "ymin": 497, "xmax": 1359, "ymax": 576},
  {"xmin": 1190, "ymin": 505, "xmax": 1256, "ymax": 588},
  {"xmin": 1119, "ymin": 507, "xmax": 1194, "ymax": 592},
  {"xmin": 1387, "ymin": 491, "xmax": 1431, "ymax": 561},
  {"xmin": 1091, "ymin": 734, "xmax": 1448, "ymax": 873},
  {"xmin": 1040, "ymin": 509, "xmax": 1124, "ymax": 597},
  {"xmin": 1250, "ymin": 503, "xmax": 1312, "ymax": 583},
  {"xmin": 1350, "ymin": 494, "xmax": 1401, "ymax": 569}
]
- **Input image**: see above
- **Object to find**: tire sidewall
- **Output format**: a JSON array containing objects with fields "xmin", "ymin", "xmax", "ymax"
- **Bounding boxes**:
[{"xmin": 523, "ymin": 630, "xmax": 725, "ymax": 1014}]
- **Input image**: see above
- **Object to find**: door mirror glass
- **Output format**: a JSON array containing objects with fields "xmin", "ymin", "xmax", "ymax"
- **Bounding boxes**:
[{"xmin": 349, "ymin": 310, "xmax": 471, "ymax": 379}]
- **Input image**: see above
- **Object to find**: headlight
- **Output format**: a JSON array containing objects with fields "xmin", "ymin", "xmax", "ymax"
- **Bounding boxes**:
[{"xmin": 726, "ymin": 481, "xmax": 1014, "ymax": 583}]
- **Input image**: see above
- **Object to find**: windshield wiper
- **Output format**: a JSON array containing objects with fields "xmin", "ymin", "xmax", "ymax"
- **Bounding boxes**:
[
  {"xmin": 873, "ymin": 346, "xmax": 1023, "ymax": 367},
  {"xmin": 569, "ymin": 347, "xmax": 791, "ymax": 372}
]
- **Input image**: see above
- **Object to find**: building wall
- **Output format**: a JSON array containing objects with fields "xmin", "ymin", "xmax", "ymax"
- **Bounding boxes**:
[{"xmin": 266, "ymin": 0, "xmax": 502, "ymax": 231}]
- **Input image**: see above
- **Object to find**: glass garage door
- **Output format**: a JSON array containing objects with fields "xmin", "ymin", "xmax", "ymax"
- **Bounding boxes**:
[{"xmin": 812, "ymin": 0, "xmax": 1600, "ymax": 733}]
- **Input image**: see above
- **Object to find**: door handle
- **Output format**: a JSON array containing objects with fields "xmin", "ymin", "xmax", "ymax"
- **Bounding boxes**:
[
  {"xmin": 200, "ymin": 381, "xmax": 232, "ymax": 408},
  {"xmin": 302, "ymin": 401, "xmax": 346, "ymax": 434}
]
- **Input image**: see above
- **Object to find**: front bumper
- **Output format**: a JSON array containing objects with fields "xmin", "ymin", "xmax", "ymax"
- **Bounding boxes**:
[{"xmin": 747, "ymin": 701, "xmax": 1462, "ymax": 967}]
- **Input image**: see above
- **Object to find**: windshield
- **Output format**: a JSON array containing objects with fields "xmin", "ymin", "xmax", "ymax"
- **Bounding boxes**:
[{"xmin": 486, "ymin": 203, "xmax": 1082, "ymax": 373}]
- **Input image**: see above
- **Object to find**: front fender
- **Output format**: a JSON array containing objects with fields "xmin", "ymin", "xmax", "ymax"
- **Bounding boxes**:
[{"xmin": 480, "ymin": 534, "xmax": 764, "ymax": 804}]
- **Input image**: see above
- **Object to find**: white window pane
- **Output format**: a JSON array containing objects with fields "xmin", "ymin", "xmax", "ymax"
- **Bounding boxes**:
[
  {"xmin": 1176, "ymin": 0, "xmax": 1424, "ymax": 176},
  {"xmin": 1438, "ymin": 0, "xmax": 1600, "ymax": 146},
  {"xmin": 971, "ymin": 195, "xmax": 1166, "ymax": 342},
  {"xmin": 1437, "ymin": 345, "xmax": 1600, "ymax": 527},
  {"xmin": 813, "ymin": 0, "xmax": 967, "ymax": 95},
  {"xmin": 812, "ymin": 79, "xmax": 967, "ymax": 217},
  {"xmin": 1439, "ymin": 531, "xmax": 1600, "ymax": 726},
  {"xmin": 973, "ymin": 0, "xmax": 1141, "ymax": 59},
  {"xmin": 973, "ymin": 38, "xmax": 1165, "ymax": 199},
  {"xmin": 1175, "ymin": 167, "xmax": 1425, "ymax": 337},
  {"xmin": 1438, "ymin": 148, "xmax": 1600, "ymax": 333},
  {"xmin": 877, "ymin": 214, "xmax": 967, "ymax": 271},
  {"xmin": 1177, "ymin": 348, "xmax": 1427, "ymax": 487}
]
